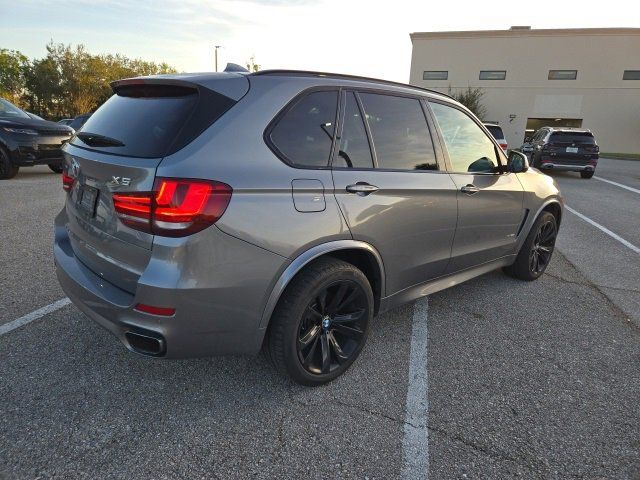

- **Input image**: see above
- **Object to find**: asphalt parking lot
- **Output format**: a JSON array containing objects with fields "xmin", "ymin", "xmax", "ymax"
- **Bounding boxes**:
[{"xmin": 1, "ymin": 159, "xmax": 639, "ymax": 479}]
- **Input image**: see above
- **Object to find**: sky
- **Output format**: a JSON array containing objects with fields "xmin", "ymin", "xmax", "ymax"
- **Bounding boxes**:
[{"xmin": 1, "ymin": 0, "xmax": 638, "ymax": 83}]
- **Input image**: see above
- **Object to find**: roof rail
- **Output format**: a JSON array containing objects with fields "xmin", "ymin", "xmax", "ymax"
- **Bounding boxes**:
[{"xmin": 250, "ymin": 69, "xmax": 455, "ymax": 100}]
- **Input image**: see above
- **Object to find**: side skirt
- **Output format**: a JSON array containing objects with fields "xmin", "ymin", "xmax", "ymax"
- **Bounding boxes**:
[{"xmin": 379, "ymin": 255, "xmax": 516, "ymax": 313}]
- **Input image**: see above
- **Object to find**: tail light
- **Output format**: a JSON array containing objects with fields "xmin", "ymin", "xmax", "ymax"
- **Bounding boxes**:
[
  {"xmin": 499, "ymin": 142, "xmax": 508, "ymax": 151},
  {"xmin": 112, "ymin": 178, "xmax": 232, "ymax": 237},
  {"xmin": 62, "ymin": 172, "xmax": 75, "ymax": 192}
]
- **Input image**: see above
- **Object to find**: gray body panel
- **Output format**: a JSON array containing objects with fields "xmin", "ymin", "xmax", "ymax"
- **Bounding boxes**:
[
  {"xmin": 332, "ymin": 169, "xmax": 457, "ymax": 293},
  {"xmin": 446, "ymin": 172, "xmax": 524, "ymax": 272},
  {"xmin": 54, "ymin": 71, "xmax": 563, "ymax": 357}
]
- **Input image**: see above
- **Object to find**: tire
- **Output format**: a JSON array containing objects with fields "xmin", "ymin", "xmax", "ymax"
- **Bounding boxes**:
[
  {"xmin": 530, "ymin": 154, "xmax": 540, "ymax": 169},
  {"xmin": 48, "ymin": 163, "xmax": 64, "ymax": 174},
  {"xmin": 580, "ymin": 170, "xmax": 594, "ymax": 179},
  {"xmin": 0, "ymin": 146, "xmax": 19, "ymax": 180},
  {"xmin": 267, "ymin": 257, "xmax": 374, "ymax": 386},
  {"xmin": 503, "ymin": 211, "xmax": 558, "ymax": 281}
]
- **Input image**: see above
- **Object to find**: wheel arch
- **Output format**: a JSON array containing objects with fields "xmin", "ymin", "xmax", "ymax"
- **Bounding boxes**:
[
  {"xmin": 540, "ymin": 199, "xmax": 562, "ymax": 227},
  {"xmin": 515, "ymin": 197, "xmax": 563, "ymax": 254},
  {"xmin": 258, "ymin": 240, "xmax": 386, "ymax": 333}
]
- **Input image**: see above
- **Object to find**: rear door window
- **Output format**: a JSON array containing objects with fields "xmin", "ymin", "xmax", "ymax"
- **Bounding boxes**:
[
  {"xmin": 269, "ymin": 90, "xmax": 338, "ymax": 168},
  {"xmin": 359, "ymin": 92, "xmax": 438, "ymax": 171},
  {"xmin": 335, "ymin": 92, "xmax": 374, "ymax": 168},
  {"xmin": 70, "ymin": 85, "xmax": 237, "ymax": 158}
]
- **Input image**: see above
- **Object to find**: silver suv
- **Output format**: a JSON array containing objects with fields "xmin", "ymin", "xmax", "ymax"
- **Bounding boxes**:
[{"xmin": 54, "ymin": 69, "xmax": 563, "ymax": 385}]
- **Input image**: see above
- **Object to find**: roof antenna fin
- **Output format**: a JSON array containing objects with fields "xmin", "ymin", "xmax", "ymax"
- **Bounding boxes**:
[{"xmin": 224, "ymin": 63, "xmax": 249, "ymax": 73}]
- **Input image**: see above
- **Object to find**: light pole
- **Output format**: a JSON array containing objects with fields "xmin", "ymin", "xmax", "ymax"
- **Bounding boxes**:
[{"xmin": 214, "ymin": 45, "xmax": 221, "ymax": 72}]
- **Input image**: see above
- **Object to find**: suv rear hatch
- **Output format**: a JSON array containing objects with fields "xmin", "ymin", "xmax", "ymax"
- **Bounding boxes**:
[
  {"xmin": 62, "ymin": 75, "xmax": 247, "ymax": 293},
  {"xmin": 546, "ymin": 131, "xmax": 598, "ymax": 162}
]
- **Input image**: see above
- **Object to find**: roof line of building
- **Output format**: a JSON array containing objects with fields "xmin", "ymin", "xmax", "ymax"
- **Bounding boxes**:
[{"xmin": 410, "ymin": 27, "xmax": 640, "ymax": 40}]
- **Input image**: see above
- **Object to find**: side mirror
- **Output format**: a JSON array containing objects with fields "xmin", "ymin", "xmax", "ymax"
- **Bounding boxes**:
[{"xmin": 507, "ymin": 150, "xmax": 529, "ymax": 173}]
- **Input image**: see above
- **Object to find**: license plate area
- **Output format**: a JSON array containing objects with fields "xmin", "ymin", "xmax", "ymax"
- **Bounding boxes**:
[
  {"xmin": 566, "ymin": 147, "xmax": 579, "ymax": 153},
  {"xmin": 77, "ymin": 185, "xmax": 99, "ymax": 217}
]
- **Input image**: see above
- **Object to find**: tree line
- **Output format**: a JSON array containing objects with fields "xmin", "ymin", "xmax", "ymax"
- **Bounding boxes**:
[{"xmin": 0, "ymin": 42, "xmax": 177, "ymax": 120}]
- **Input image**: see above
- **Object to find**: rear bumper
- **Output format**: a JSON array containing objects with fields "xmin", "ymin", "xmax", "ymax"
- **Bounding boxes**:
[
  {"xmin": 538, "ymin": 153, "xmax": 598, "ymax": 173},
  {"xmin": 539, "ymin": 163, "xmax": 596, "ymax": 172},
  {"xmin": 54, "ymin": 209, "xmax": 288, "ymax": 358}
]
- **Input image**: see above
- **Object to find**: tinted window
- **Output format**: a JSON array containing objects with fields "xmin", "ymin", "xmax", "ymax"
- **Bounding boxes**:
[
  {"xmin": 335, "ymin": 92, "xmax": 373, "ymax": 168},
  {"xmin": 486, "ymin": 125, "xmax": 505, "ymax": 140},
  {"xmin": 430, "ymin": 102, "xmax": 499, "ymax": 173},
  {"xmin": 549, "ymin": 132, "xmax": 595, "ymax": 145},
  {"xmin": 423, "ymin": 71, "xmax": 448, "ymax": 80},
  {"xmin": 270, "ymin": 90, "xmax": 338, "ymax": 168},
  {"xmin": 479, "ymin": 70, "xmax": 506, "ymax": 80},
  {"xmin": 71, "ymin": 88, "xmax": 200, "ymax": 158},
  {"xmin": 548, "ymin": 70, "xmax": 577, "ymax": 80},
  {"xmin": 623, "ymin": 70, "xmax": 640, "ymax": 80},
  {"xmin": 359, "ymin": 93, "xmax": 438, "ymax": 171}
]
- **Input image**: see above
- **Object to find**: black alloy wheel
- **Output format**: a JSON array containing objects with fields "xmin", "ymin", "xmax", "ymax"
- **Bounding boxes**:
[
  {"xmin": 267, "ymin": 257, "xmax": 373, "ymax": 386},
  {"xmin": 297, "ymin": 280, "xmax": 368, "ymax": 375},
  {"xmin": 503, "ymin": 211, "xmax": 558, "ymax": 281},
  {"xmin": 529, "ymin": 219, "xmax": 556, "ymax": 275}
]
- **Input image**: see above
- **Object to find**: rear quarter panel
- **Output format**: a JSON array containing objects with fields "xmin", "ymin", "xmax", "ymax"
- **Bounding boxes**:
[{"xmin": 156, "ymin": 77, "xmax": 352, "ymax": 259}]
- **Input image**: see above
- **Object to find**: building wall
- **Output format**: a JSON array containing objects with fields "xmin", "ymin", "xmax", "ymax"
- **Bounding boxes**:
[{"xmin": 409, "ymin": 28, "xmax": 640, "ymax": 154}]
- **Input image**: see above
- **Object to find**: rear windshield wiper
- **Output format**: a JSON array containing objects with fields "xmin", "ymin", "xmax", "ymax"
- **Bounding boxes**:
[{"xmin": 76, "ymin": 132, "xmax": 125, "ymax": 147}]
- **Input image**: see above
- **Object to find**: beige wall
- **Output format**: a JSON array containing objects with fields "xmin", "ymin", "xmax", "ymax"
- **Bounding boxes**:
[{"xmin": 409, "ymin": 28, "xmax": 640, "ymax": 154}]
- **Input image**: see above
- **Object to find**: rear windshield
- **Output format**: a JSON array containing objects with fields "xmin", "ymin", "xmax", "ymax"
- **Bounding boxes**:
[
  {"xmin": 485, "ymin": 125, "xmax": 504, "ymax": 140},
  {"xmin": 549, "ymin": 132, "xmax": 595, "ymax": 145},
  {"xmin": 70, "ymin": 84, "xmax": 235, "ymax": 158}
]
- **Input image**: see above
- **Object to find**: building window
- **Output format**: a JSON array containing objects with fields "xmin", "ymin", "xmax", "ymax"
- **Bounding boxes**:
[
  {"xmin": 423, "ymin": 71, "xmax": 448, "ymax": 80},
  {"xmin": 623, "ymin": 70, "xmax": 640, "ymax": 80},
  {"xmin": 479, "ymin": 70, "xmax": 506, "ymax": 80},
  {"xmin": 548, "ymin": 70, "xmax": 577, "ymax": 80}
]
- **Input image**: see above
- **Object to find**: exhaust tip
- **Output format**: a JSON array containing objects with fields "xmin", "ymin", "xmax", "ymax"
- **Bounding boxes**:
[{"xmin": 125, "ymin": 329, "xmax": 166, "ymax": 357}]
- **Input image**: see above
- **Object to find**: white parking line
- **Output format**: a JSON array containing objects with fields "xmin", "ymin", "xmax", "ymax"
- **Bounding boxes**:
[
  {"xmin": 594, "ymin": 176, "xmax": 640, "ymax": 195},
  {"xmin": 401, "ymin": 297, "xmax": 429, "ymax": 480},
  {"xmin": 0, "ymin": 298, "xmax": 71, "ymax": 337},
  {"xmin": 565, "ymin": 206, "xmax": 640, "ymax": 254}
]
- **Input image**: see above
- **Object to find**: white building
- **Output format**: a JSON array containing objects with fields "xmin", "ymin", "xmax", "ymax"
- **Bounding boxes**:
[{"xmin": 409, "ymin": 27, "xmax": 640, "ymax": 154}]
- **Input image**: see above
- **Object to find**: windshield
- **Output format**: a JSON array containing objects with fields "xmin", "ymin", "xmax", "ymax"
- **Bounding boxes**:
[{"xmin": 0, "ymin": 98, "xmax": 31, "ymax": 120}]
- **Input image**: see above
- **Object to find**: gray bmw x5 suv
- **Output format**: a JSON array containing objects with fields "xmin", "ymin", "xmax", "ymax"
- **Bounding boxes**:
[{"xmin": 54, "ymin": 68, "xmax": 563, "ymax": 385}]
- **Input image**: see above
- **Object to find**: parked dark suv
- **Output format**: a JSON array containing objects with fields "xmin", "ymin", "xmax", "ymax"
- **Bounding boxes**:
[
  {"xmin": 528, "ymin": 127, "xmax": 599, "ymax": 179},
  {"xmin": 55, "ymin": 69, "xmax": 563, "ymax": 385},
  {"xmin": 0, "ymin": 98, "xmax": 74, "ymax": 179}
]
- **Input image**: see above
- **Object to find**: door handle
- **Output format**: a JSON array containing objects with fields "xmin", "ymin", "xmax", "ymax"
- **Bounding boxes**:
[
  {"xmin": 346, "ymin": 183, "xmax": 379, "ymax": 195},
  {"xmin": 460, "ymin": 184, "xmax": 480, "ymax": 195}
]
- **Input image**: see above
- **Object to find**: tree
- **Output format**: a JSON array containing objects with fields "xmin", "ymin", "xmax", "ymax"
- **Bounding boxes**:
[
  {"xmin": 0, "ymin": 49, "xmax": 29, "ymax": 106},
  {"xmin": 0, "ymin": 41, "xmax": 178, "ymax": 119},
  {"xmin": 448, "ymin": 86, "xmax": 487, "ymax": 120},
  {"xmin": 23, "ymin": 56, "xmax": 63, "ymax": 117}
]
